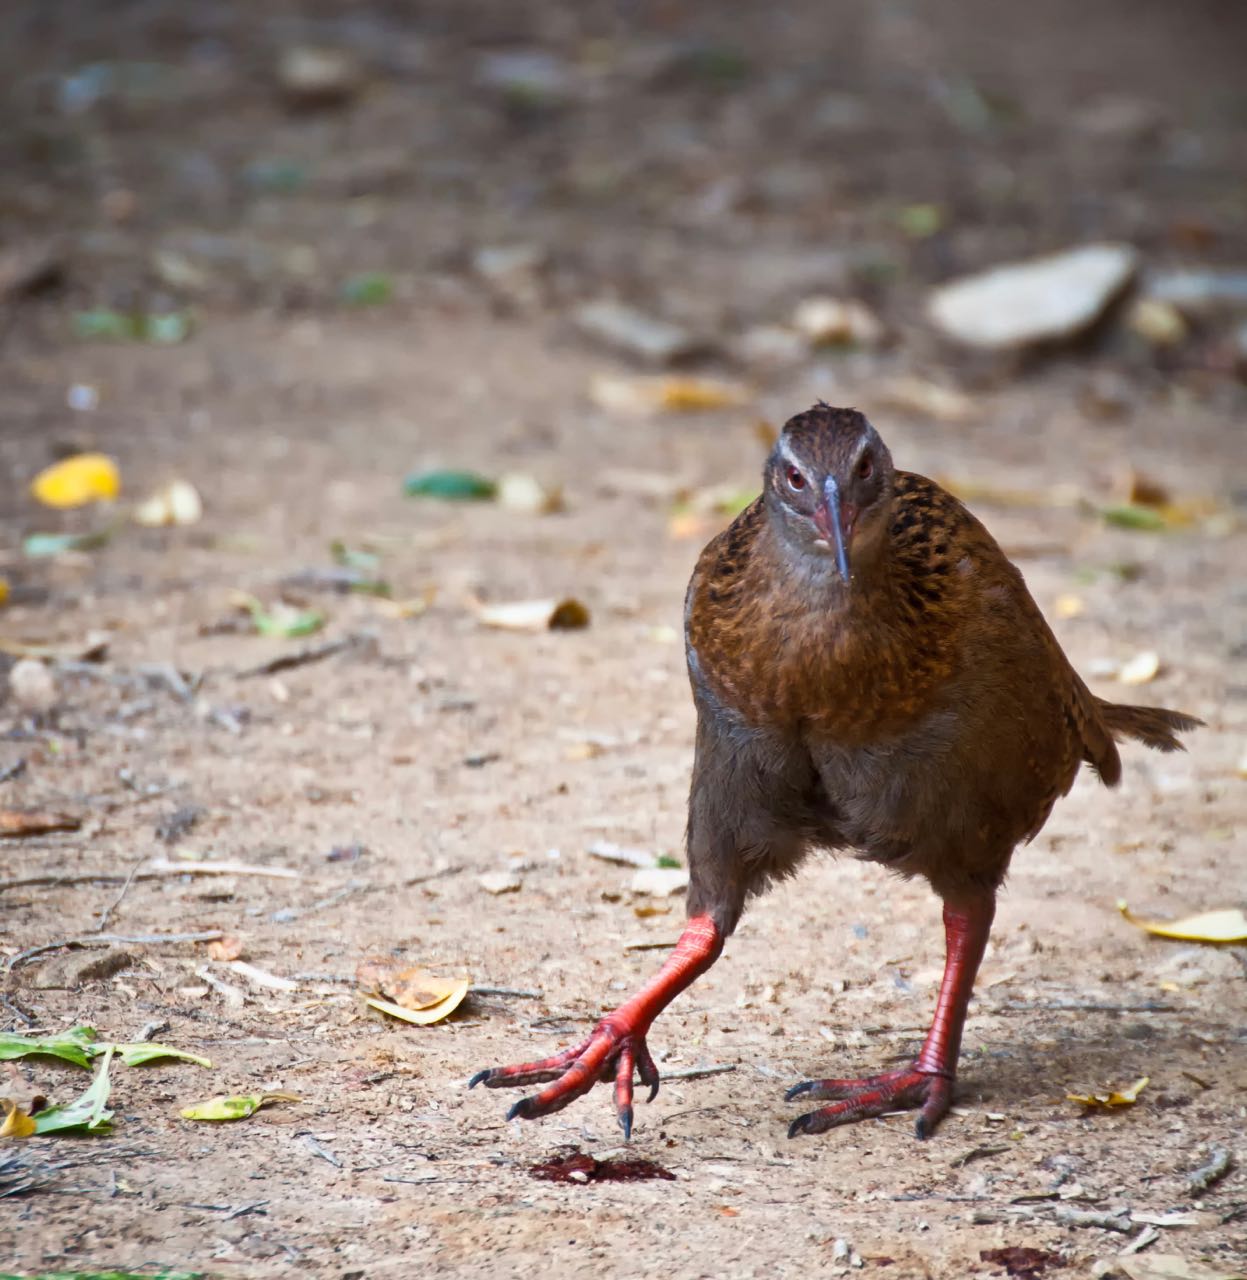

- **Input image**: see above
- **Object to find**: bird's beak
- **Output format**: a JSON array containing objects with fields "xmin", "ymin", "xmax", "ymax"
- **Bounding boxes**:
[{"xmin": 815, "ymin": 476, "xmax": 855, "ymax": 581}]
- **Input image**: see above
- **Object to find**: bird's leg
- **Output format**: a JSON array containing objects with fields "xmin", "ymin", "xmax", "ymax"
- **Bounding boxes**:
[
  {"xmin": 469, "ymin": 914, "xmax": 723, "ymax": 1139},
  {"xmin": 787, "ymin": 893, "xmax": 995, "ymax": 1140}
]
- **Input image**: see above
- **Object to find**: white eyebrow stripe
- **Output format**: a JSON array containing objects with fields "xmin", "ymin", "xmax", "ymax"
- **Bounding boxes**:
[{"xmin": 777, "ymin": 437, "xmax": 805, "ymax": 473}]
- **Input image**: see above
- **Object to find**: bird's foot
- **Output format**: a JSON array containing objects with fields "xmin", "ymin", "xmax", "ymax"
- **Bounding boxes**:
[
  {"xmin": 468, "ymin": 1019, "xmax": 660, "ymax": 1140},
  {"xmin": 785, "ymin": 1066, "xmax": 953, "ymax": 1140}
]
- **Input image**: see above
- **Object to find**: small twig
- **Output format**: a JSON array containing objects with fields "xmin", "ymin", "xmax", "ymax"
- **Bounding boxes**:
[
  {"xmin": 657, "ymin": 1063, "xmax": 736, "ymax": 1083},
  {"xmin": 0, "ymin": 993, "xmax": 37, "ymax": 1026},
  {"xmin": 1187, "ymin": 1147, "xmax": 1233, "ymax": 1196},
  {"xmin": 1052, "ymin": 1206, "xmax": 1133, "ymax": 1233},
  {"xmin": 994, "ymin": 999, "xmax": 1176, "ymax": 1014},
  {"xmin": 195, "ymin": 965, "xmax": 246, "ymax": 1007},
  {"xmin": 271, "ymin": 881, "xmax": 363, "ymax": 923},
  {"xmin": 1122, "ymin": 1226, "xmax": 1160, "ymax": 1255},
  {"xmin": 469, "ymin": 986, "xmax": 543, "ymax": 999},
  {"xmin": 235, "ymin": 635, "xmax": 360, "ymax": 679},
  {"xmin": 951, "ymin": 1144, "xmax": 1010, "ymax": 1168},
  {"xmin": 134, "ymin": 1019, "xmax": 168, "ymax": 1043},
  {"xmin": 970, "ymin": 1208, "xmax": 1038, "ymax": 1224},
  {"xmin": 225, "ymin": 960, "xmax": 298, "ymax": 992},
  {"xmin": 298, "ymin": 1133, "xmax": 342, "ymax": 1168},
  {"xmin": 0, "ymin": 859, "xmax": 298, "ymax": 894},
  {"xmin": 5, "ymin": 930, "xmax": 224, "ymax": 971},
  {"xmin": 94, "ymin": 855, "xmax": 147, "ymax": 933},
  {"xmin": 624, "ymin": 939, "xmax": 676, "ymax": 952},
  {"xmin": 402, "ymin": 864, "xmax": 465, "ymax": 888}
]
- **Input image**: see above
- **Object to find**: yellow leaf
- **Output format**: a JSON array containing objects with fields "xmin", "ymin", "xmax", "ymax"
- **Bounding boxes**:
[
  {"xmin": 133, "ymin": 478, "xmax": 203, "ymax": 527},
  {"xmin": 0, "ymin": 578, "xmax": 8, "ymax": 607},
  {"xmin": 364, "ymin": 980, "xmax": 470, "ymax": 1026},
  {"xmin": 0, "ymin": 1099, "xmax": 37, "ymax": 1138},
  {"xmin": 180, "ymin": 1091, "xmax": 300, "ymax": 1121},
  {"xmin": 356, "ymin": 961, "xmax": 463, "ymax": 1011},
  {"xmin": 30, "ymin": 453, "xmax": 121, "ymax": 508},
  {"xmin": 1118, "ymin": 901, "xmax": 1247, "ymax": 944},
  {"xmin": 1067, "ymin": 1076, "xmax": 1149, "ymax": 1108}
]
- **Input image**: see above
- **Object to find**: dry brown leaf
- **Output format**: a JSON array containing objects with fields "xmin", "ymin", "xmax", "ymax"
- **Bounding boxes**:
[
  {"xmin": 356, "ymin": 960, "xmax": 464, "ymax": 1011},
  {"xmin": 207, "ymin": 936, "xmax": 244, "ymax": 962},
  {"xmin": 0, "ymin": 809, "xmax": 81, "ymax": 837},
  {"xmin": 364, "ymin": 983, "xmax": 470, "ymax": 1026},
  {"xmin": 1118, "ymin": 901, "xmax": 1247, "ymax": 944},
  {"xmin": 1067, "ymin": 1076, "xmax": 1149, "ymax": 1108},
  {"xmin": 471, "ymin": 597, "xmax": 590, "ymax": 632}
]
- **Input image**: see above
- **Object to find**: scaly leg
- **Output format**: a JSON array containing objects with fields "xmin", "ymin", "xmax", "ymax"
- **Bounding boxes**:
[
  {"xmin": 469, "ymin": 915, "xmax": 723, "ymax": 1139},
  {"xmin": 787, "ymin": 893, "xmax": 995, "ymax": 1140}
]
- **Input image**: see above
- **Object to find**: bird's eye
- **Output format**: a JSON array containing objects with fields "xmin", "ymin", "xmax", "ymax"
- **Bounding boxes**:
[
  {"xmin": 786, "ymin": 466, "xmax": 806, "ymax": 491},
  {"xmin": 857, "ymin": 453, "xmax": 874, "ymax": 480}
]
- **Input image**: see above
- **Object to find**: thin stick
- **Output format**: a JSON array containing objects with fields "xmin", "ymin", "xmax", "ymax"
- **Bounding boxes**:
[
  {"xmin": 1187, "ymin": 1147, "xmax": 1233, "ymax": 1196},
  {"xmin": 0, "ymin": 860, "xmax": 298, "ymax": 893},
  {"xmin": 469, "ymin": 986, "xmax": 543, "ymax": 999},
  {"xmin": 657, "ymin": 1063, "xmax": 736, "ymax": 1082},
  {"xmin": 94, "ymin": 855, "xmax": 147, "ymax": 933},
  {"xmin": 5, "ymin": 930, "xmax": 224, "ymax": 971}
]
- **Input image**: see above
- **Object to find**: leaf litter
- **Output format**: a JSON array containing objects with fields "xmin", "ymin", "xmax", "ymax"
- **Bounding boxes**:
[
  {"xmin": 529, "ymin": 1147, "xmax": 675, "ymax": 1184},
  {"xmin": 1066, "ymin": 1076, "xmax": 1149, "ymax": 1109},
  {"xmin": 356, "ymin": 959, "xmax": 471, "ymax": 1025}
]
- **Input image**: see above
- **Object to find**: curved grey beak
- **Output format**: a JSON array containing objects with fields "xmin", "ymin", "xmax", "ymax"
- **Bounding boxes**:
[{"xmin": 820, "ymin": 476, "xmax": 851, "ymax": 581}]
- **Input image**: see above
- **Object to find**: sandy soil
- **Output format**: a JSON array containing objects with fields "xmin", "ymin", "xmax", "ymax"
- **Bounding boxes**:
[{"xmin": 1, "ymin": 3, "xmax": 1245, "ymax": 1278}]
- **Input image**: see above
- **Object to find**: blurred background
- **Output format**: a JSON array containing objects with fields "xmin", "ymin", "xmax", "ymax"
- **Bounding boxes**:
[{"xmin": 2, "ymin": 5, "xmax": 1246, "ymax": 1274}]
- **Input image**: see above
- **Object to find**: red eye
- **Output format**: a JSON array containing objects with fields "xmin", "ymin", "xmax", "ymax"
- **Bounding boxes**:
[
  {"xmin": 786, "ymin": 466, "xmax": 806, "ymax": 490},
  {"xmin": 857, "ymin": 453, "xmax": 874, "ymax": 480}
]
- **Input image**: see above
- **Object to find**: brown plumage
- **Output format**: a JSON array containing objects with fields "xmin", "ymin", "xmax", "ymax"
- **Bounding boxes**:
[{"xmin": 471, "ymin": 403, "xmax": 1202, "ymax": 1141}]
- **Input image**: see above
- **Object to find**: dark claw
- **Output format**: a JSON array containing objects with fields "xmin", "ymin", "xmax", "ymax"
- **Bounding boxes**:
[
  {"xmin": 787, "ymin": 1112, "xmax": 815, "ymax": 1139},
  {"xmin": 507, "ymin": 1097, "xmax": 538, "ymax": 1122},
  {"xmin": 914, "ymin": 1114, "xmax": 931, "ymax": 1141},
  {"xmin": 784, "ymin": 1080, "xmax": 815, "ymax": 1102},
  {"xmin": 618, "ymin": 1105, "xmax": 633, "ymax": 1141},
  {"xmin": 636, "ymin": 1045, "xmax": 661, "ymax": 1103},
  {"xmin": 468, "ymin": 1069, "xmax": 493, "ymax": 1089}
]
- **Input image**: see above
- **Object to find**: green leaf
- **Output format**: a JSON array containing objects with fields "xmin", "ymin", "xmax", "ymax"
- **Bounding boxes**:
[
  {"xmin": 71, "ymin": 310, "xmax": 191, "ymax": 345},
  {"xmin": 330, "ymin": 540, "xmax": 381, "ymax": 572},
  {"xmin": 180, "ymin": 1091, "xmax": 300, "ymax": 1122},
  {"xmin": 0, "ymin": 1026, "xmax": 98, "ymax": 1069},
  {"xmin": 1101, "ymin": 503, "xmax": 1167, "ymax": 531},
  {"xmin": 238, "ymin": 594, "xmax": 325, "ymax": 638},
  {"xmin": 896, "ymin": 203, "xmax": 943, "ymax": 238},
  {"xmin": 140, "ymin": 312, "xmax": 191, "ymax": 345},
  {"xmin": 109, "ymin": 1042, "xmax": 213, "ymax": 1069},
  {"xmin": 23, "ymin": 530, "xmax": 112, "ymax": 558},
  {"xmin": 403, "ymin": 469, "xmax": 497, "ymax": 501},
  {"xmin": 655, "ymin": 854, "xmax": 683, "ymax": 869},
  {"xmin": 340, "ymin": 272, "xmax": 393, "ymax": 306},
  {"xmin": 72, "ymin": 309, "xmax": 137, "ymax": 340},
  {"xmin": 34, "ymin": 1045, "xmax": 114, "ymax": 1134}
]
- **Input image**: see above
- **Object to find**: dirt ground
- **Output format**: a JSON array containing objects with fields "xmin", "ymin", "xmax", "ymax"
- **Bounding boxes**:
[{"xmin": 1, "ymin": 2, "xmax": 1245, "ymax": 1278}]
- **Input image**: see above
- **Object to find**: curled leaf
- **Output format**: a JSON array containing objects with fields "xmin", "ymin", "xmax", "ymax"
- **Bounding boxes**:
[
  {"xmin": 1118, "ymin": 650, "xmax": 1160, "ymax": 686},
  {"xmin": 1067, "ymin": 1076, "xmax": 1149, "ymax": 1109},
  {"xmin": 0, "ymin": 1100, "xmax": 37, "ymax": 1138},
  {"xmin": 34, "ymin": 1045, "xmax": 114, "ymax": 1134},
  {"xmin": 1118, "ymin": 901, "xmax": 1247, "ymax": 944},
  {"xmin": 0, "ymin": 1026, "xmax": 98, "ymax": 1069},
  {"xmin": 180, "ymin": 1091, "xmax": 300, "ymax": 1122},
  {"xmin": 364, "ymin": 979, "xmax": 470, "ymax": 1026},
  {"xmin": 355, "ymin": 961, "xmax": 463, "ymax": 1011},
  {"xmin": 472, "ymin": 597, "xmax": 589, "ymax": 632},
  {"xmin": 234, "ymin": 593, "xmax": 325, "ymax": 638},
  {"xmin": 111, "ymin": 1043, "xmax": 212, "ymax": 1069},
  {"xmin": 30, "ymin": 453, "xmax": 120, "ymax": 508},
  {"xmin": 403, "ymin": 469, "xmax": 496, "ymax": 501},
  {"xmin": 133, "ymin": 479, "xmax": 203, "ymax": 527}
]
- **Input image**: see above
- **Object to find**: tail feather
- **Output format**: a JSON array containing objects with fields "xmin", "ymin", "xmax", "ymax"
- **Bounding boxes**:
[{"xmin": 1095, "ymin": 698, "xmax": 1204, "ymax": 754}]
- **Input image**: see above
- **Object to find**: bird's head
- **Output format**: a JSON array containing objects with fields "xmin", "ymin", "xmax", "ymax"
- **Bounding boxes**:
[{"xmin": 763, "ymin": 404, "xmax": 896, "ymax": 583}]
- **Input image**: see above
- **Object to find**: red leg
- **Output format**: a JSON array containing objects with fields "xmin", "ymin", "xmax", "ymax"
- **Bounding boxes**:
[
  {"xmin": 469, "ymin": 914, "xmax": 723, "ymax": 1139},
  {"xmin": 787, "ymin": 893, "xmax": 995, "ymax": 1140}
]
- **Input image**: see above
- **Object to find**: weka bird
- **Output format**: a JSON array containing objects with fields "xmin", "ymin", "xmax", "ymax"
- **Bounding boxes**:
[{"xmin": 471, "ymin": 404, "xmax": 1201, "ymax": 1140}]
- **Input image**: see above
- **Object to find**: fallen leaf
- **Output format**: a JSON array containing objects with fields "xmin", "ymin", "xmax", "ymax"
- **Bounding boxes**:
[
  {"xmin": 1118, "ymin": 650, "xmax": 1161, "ymax": 685},
  {"xmin": 207, "ymin": 936, "xmax": 244, "ymax": 962},
  {"xmin": 403, "ymin": 469, "xmax": 496, "ymax": 500},
  {"xmin": 356, "ymin": 961, "xmax": 465, "ymax": 1012},
  {"xmin": 180, "ymin": 1091, "xmax": 300, "ymax": 1121},
  {"xmin": 0, "ymin": 578, "xmax": 8, "ymax": 607},
  {"xmin": 0, "ymin": 809, "xmax": 81, "ymax": 837},
  {"xmin": 234, "ymin": 593, "xmax": 325, "ymax": 638},
  {"xmin": 1102, "ymin": 503, "xmax": 1168, "ymax": 531},
  {"xmin": 1118, "ymin": 901, "xmax": 1247, "ymax": 944},
  {"xmin": 497, "ymin": 473, "xmax": 563, "ymax": 515},
  {"xmin": 133, "ymin": 479, "xmax": 203, "ymax": 527},
  {"xmin": 876, "ymin": 375, "xmax": 978, "ymax": 423},
  {"xmin": 791, "ymin": 296, "xmax": 885, "ymax": 347},
  {"xmin": 0, "ymin": 1100, "xmax": 36, "ymax": 1138},
  {"xmin": 340, "ymin": 272, "xmax": 393, "ymax": 306},
  {"xmin": 472, "ymin": 597, "xmax": 590, "ymax": 632},
  {"xmin": 0, "ymin": 1026, "xmax": 98, "ymax": 1069},
  {"xmin": 34, "ymin": 1045, "xmax": 114, "ymax": 1134},
  {"xmin": 478, "ymin": 871, "xmax": 523, "ymax": 895},
  {"xmin": 364, "ymin": 983, "xmax": 470, "ymax": 1025},
  {"xmin": 1066, "ymin": 1075, "xmax": 1149, "ymax": 1108},
  {"xmin": 110, "ymin": 1043, "xmax": 212, "ymax": 1069},
  {"xmin": 23, "ymin": 529, "xmax": 113, "ymax": 557},
  {"xmin": 30, "ymin": 453, "xmax": 120, "ymax": 508},
  {"xmin": 589, "ymin": 373, "xmax": 751, "ymax": 415},
  {"xmin": 73, "ymin": 308, "xmax": 191, "ymax": 344}
]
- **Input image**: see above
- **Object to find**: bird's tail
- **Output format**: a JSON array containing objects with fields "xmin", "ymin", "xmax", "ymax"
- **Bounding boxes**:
[{"xmin": 1094, "ymin": 698, "xmax": 1204, "ymax": 754}]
